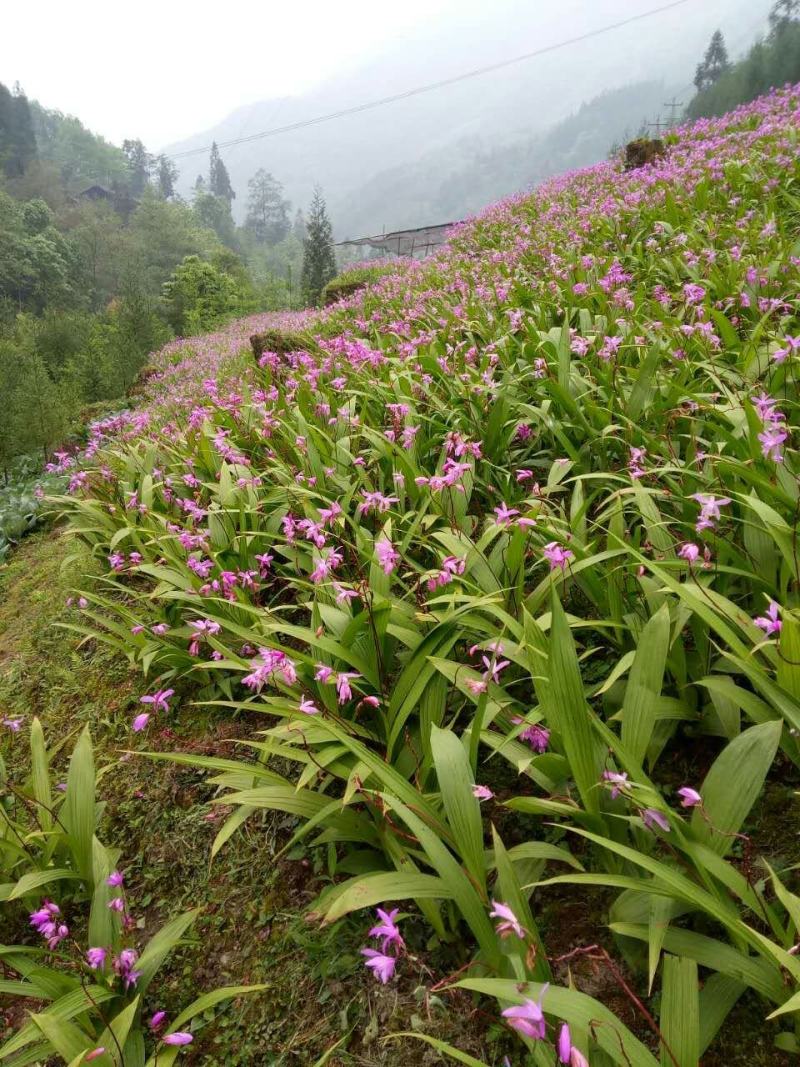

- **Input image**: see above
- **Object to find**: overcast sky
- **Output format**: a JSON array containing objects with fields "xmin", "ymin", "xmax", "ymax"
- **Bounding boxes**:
[
  {"xmin": 2, "ymin": 0, "xmax": 482, "ymax": 147},
  {"xmin": 1, "ymin": 0, "xmax": 771, "ymax": 151}
]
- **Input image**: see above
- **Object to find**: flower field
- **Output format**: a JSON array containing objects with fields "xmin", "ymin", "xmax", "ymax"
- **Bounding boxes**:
[{"xmin": 5, "ymin": 86, "xmax": 800, "ymax": 1064}]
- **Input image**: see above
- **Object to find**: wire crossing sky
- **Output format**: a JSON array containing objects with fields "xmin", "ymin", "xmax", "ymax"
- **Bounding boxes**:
[{"xmin": 166, "ymin": 0, "xmax": 693, "ymax": 160}]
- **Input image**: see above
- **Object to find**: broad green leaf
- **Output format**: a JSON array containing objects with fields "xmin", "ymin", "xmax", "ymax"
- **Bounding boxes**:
[
  {"xmin": 547, "ymin": 592, "xmax": 603, "ymax": 814},
  {"xmin": 430, "ymin": 725, "xmax": 486, "ymax": 891},
  {"xmin": 660, "ymin": 954, "xmax": 698, "ymax": 1067},
  {"xmin": 313, "ymin": 872, "xmax": 452, "ymax": 923},
  {"xmin": 621, "ymin": 604, "xmax": 670, "ymax": 766},
  {"xmin": 457, "ymin": 978, "xmax": 659, "ymax": 1067},
  {"xmin": 690, "ymin": 721, "xmax": 782, "ymax": 856},
  {"xmin": 135, "ymin": 909, "xmax": 199, "ymax": 994},
  {"xmin": 62, "ymin": 727, "xmax": 95, "ymax": 885}
]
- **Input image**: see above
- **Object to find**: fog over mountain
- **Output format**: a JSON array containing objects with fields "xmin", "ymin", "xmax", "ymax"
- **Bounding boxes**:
[{"xmin": 163, "ymin": 0, "xmax": 772, "ymax": 238}]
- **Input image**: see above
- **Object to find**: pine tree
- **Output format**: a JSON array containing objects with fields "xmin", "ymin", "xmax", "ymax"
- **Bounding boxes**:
[
  {"xmin": 301, "ymin": 187, "xmax": 336, "ymax": 306},
  {"xmin": 155, "ymin": 154, "xmax": 178, "ymax": 199},
  {"xmin": 0, "ymin": 81, "xmax": 37, "ymax": 178},
  {"xmin": 694, "ymin": 31, "xmax": 731, "ymax": 93},
  {"xmin": 292, "ymin": 209, "xmax": 307, "ymax": 243},
  {"xmin": 770, "ymin": 0, "xmax": 800, "ymax": 32},
  {"xmin": 244, "ymin": 169, "xmax": 290, "ymax": 245},
  {"xmin": 208, "ymin": 142, "xmax": 235, "ymax": 202}
]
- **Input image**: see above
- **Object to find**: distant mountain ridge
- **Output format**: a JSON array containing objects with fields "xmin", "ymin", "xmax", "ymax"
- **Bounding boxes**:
[{"xmin": 162, "ymin": 0, "xmax": 771, "ymax": 236}]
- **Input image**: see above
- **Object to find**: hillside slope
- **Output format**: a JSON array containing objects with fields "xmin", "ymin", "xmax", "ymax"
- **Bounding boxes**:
[{"xmin": 3, "ymin": 86, "xmax": 800, "ymax": 1065}]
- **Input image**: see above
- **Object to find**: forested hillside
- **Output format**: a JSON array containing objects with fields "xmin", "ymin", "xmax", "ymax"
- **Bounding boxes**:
[
  {"xmin": 0, "ymin": 84, "xmax": 344, "ymax": 482},
  {"xmin": 688, "ymin": 1, "xmax": 800, "ymax": 118}
]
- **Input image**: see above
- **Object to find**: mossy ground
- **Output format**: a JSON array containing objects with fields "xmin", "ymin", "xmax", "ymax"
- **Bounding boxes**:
[{"xmin": 0, "ymin": 530, "xmax": 508, "ymax": 1065}]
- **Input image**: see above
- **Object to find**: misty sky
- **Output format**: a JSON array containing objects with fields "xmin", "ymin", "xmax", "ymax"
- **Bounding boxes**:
[{"xmin": 2, "ymin": 0, "xmax": 772, "ymax": 150}]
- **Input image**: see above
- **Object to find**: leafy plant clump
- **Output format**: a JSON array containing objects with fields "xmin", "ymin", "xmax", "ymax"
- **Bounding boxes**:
[
  {"xmin": 44, "ymin": 85, "xmax": 800, "ymax": 1063},
  {"xmin": 0, "ymin": 721, "xmax": 263, "ymax": 1065}
]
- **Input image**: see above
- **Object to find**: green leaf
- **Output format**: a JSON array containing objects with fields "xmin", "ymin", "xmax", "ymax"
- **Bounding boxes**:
[
  {"xmin": 313, "ymin": 872, "xmax": 452, "ymax": 924},
  {"xmin": 29, "ymin": 1013, "xmax": 93, "ymax": 1063},
  {"xmin": 381, "ymin": 794, "xmax": 500, "ymax": 968},
  {"xmin": 430, "ymin": 725, "xmax": 486, "ymax": 892},
  {"xmin": 168, "ymin": 984, "xmax": 267, "ymax": 1030},
  {"xmin": 383, "ymin": 1033, "xmax": 489, "ymax": 1066},
  {"xmin": 621, "ymin": 604, "xmax": 670, "ymax": 767},
  {"xmin": 490, "ymin": 827, "xmax": 550, "ymax": 981},
  {"xmin": 135, "ymin": 909, "xmax": 199, "ymax": 994},
  {"xmin": 660, "ymin": 954, "xmax": 698, "ymax": 1067},
  {"xmin": 9, "ymin": 869, "xmax": 82, "ymax": 900},
  {"xmin": 96, "ymin": 998, "xmax": 139, "ymax": 1067},
  {"xmin": 0, "ymin": 986, "xmax": 116, "ymax": 1058},
  {"xmin": 457, "ymin": 978, "xmax": 659, "ymax": 1067},
  {"xmin": 62, "ymin": 727, "xmax": 96, "ymax": 885},
  {"xmin": 698, "ymin": 974, "xmax": 744, "ymax": 1055},
  {"xmin": 690, "ymin": 721, "xmax": 782, "ymax": 856},
  {"xmin": 547, "ymin": 593, "xmax": 603, "ymax": 814}
]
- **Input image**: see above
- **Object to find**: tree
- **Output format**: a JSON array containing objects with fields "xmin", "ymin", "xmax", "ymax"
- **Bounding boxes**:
[
  {"xmin": 244, "ymin": 169, "xmax": 290, "ymax": 245},
  {"xmin": 301, "ymin": 187, "xmax": 336, "ymax": 306},
  {"xmin": 155, "ymin": 154, "xmax": 178, "ymax": 199},
  {"xmin": 162, "ymin": 254, "xmax": 241, "ymax": 334},
  {"xmin": 770, "ymin": 0, "xmax": 800, "ymax": 32},
  {"xmin": 192, "ymin": 190, "xmax": 238, "ymax": 249},
  {"xmin": 694, "ymin": 31, "xmax": 731, "ymax": 93},
  {"xmin": 122, "ymin": 139, "xmax": 153, "ymax": 197},
  {"xmin": 292, "ymin": 209, "xmax": 307, "ymax": 243},
  {"xmin": 0, "ymin": 81, "xmax": 37, "ymax": 178},
  {"xmin": 208, "ymin": 142, "xmax": 235, "ymax": 203}
]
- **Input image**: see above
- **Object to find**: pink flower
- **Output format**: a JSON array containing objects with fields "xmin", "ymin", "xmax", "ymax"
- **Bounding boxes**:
[
  {"xmin": 691, "ymin": 494, "xmax": 730, "ymax": 533},
  {"xmin": 543, "ymin": 542, "xmax": 573, "ymax": 572},
  {"xmin": 113, "ymin": 948, "xmax": 141, "ymax": 988},
  {"xmin": 106, "ymin": 871, "xmax": 124, "ymax": 887},
  {"xmin": 361, "ymin": 947, "xmax": 397, "ymax": 983},
  {"xmin": 678, "ymin": 542, "xmax": 700, "ymax": 564},
  {"xmin": 132, "ymin": 713, "xmax": 150, "ymax": 732},
  {"xmin": 86, "ymin": 947, "xmax": 107, "ymax": 969},
  {"xmin": 298, "ymin": 698, "xmax": 320, "ymax": 716},
  {"xmin": 758, "ymin": 426, "xmax": 788, "ymax": 463},
  {"xmin": 472, "ymin": 784, "xmax": 494, "ymax": 801},
  {"xmin": 501, "ymin": 985, "xmax": 548, "ymax": 1039},
  {"xmin": 754, "ymin": 600, "xmax": 781, "ymax": 635},
  {"xmin": 139, "ymin": 688, "xmax": 174, "ymax": 713},
  {"xmin": 494, "ymin": 503, "xmax": 520, "ymax": 526},
  {"xmin": 375, "ymin": 538, "xmax": 400, "ymax": 574},
  {"xmin": 336, "ymin": 672, "xmax": 360, "ymax": 704},
  {"xmin": 489, "ymin": 900, "xmax": 525, "ymax": 939},
  {"xmin": 519, "ymin": 723, "xmax": 550, "ymax": 753},
  {"xmin": 677, "ymin": 787, "xmax": 702, "ymax": 808},
  {"xmin": 149, "ymin": 1011, "xmax": 167, "ymax": 1030},
  {"xmin": 85, "ymin": 1050, "xmax": 107, "ymax": 1062},
  {"xmin": 368, "ymin": 908, "xmax": 404, "ymax": 952},
  {"xmin": 558, "ymin": 1022, "xmax": 572, "ymax": 1064},
  {"xmin": 602, "ymin": 770, "xmax": 628, "ymax": 799},
  {"xmin": 642, "ymin": 808, "xmax": 671, "ymax": 833},
  {"xmin": 162, "ymin": 1032, "xmax": 194, "ymax": 1046},
  {"xmin": 773, "ymin": 335, "xmax": 800, "ymax": 363}
]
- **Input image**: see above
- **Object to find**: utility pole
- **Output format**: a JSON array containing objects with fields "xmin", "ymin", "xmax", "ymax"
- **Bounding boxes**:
[
  {"xmin": 648, "ymin": 114, "xmax": 669, "ymax": 135},
  {"xmin": 663, "ymin": 97, "xmax": 685, "ymax": 127}
]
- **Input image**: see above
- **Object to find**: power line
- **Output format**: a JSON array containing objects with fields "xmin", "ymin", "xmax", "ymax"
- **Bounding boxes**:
[{"xmin": 167, "ymin": 0, "xmax": 694, "ymax": 161}]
